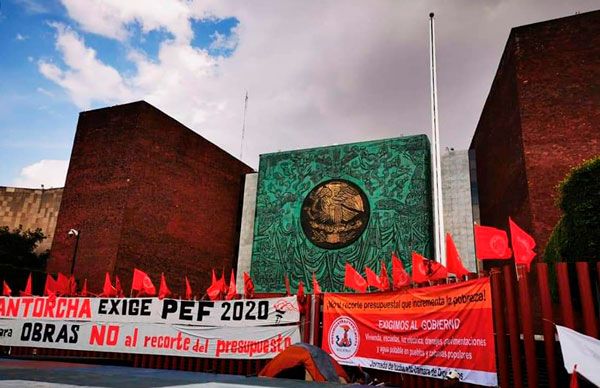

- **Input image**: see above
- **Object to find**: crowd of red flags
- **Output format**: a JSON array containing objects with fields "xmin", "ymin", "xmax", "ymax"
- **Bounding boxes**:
[
  {"xmin": 337, "ymin": 217, "xmax": 537, "ymax": 292},
  {"xmin": 2, "ymin": 267, "xmax": 259, "ymax": 301},
  {"xmin": 1, "ymin": 219, "xmax": 536, "ymax": 298}
]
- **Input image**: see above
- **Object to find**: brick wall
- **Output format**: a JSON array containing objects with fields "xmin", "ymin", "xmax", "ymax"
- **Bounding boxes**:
[
  {"xmin": 470, "ymin": 10, "xmax": 600, "ymax": 253},
  {"xmin": 49, "ymin": 101, "xmax": 253, "ymax": 293},
  {"xmin": 515, "ymin": 11, "xmax": 600, "ymax": 248},
  {"xmin": 0, "ymin": 186, "xmax": 63, "ymax": 252},
  {"xmin": 470, "ymin": 33, "xmax": 532, "ymax": 234}
]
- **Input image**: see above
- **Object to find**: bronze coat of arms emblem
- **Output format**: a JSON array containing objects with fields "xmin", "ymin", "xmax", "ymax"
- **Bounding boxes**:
[{"xmin": 301, "ymin": 179, "xmax": 370, "ymax": 249}]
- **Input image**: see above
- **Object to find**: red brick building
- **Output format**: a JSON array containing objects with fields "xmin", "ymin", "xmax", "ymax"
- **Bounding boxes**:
[
  {"xmin": 49, "ymin": 101, "xmax": 253, "ymax": 293},
  {"xmin": 470, "ymin": 11, "xmax": 600, "ymax": 254}
]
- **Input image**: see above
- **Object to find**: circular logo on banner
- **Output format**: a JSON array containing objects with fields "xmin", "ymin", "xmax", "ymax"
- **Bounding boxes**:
[
  {"xmin": 301, "ymin": 179, "xmax": 370, "ymax": 249},
  {"xmin": 328, "ymin": 316, "xmax": 360, "ymax": 359}
]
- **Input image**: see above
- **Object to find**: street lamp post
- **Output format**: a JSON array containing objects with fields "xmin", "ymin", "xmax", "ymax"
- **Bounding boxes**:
[{"xmin": 68, "ymin": 229, "xmax": 80, "ymax": 275}]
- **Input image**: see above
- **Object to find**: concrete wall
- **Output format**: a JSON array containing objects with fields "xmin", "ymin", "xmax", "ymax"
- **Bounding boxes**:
[
  {"xmin": 49, "ymin": 101, "xmax": 253, "ymax": 292},
  {"xmin": 235, "ymin": 173, "xmax": 258, "ymax": 293},
  {"xmin": 0, "ymin": 186, "xmax": 63, "ymax": 252},
  {"xmin": 441, "ymin": 150, "xmax": 476, "ymax": 271}
]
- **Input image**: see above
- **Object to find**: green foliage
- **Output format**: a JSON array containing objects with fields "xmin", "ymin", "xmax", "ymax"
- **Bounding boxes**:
[
  {"xmin": 544, "ymin": 155, "xmax": 600, "ymax": 263},
  {"xmin": 0, "ymin": 225, "xmax": 49, "ymax": 270}
]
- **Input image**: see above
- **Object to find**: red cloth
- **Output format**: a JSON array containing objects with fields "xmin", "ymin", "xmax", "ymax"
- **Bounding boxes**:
[
  {"xmin": 158, "ymin": 273, "xmax": 171, "ymax": 299},
  {"xmin": 509, "ymin": 217, "xmax": 536, "ymax": 271},
  {"xmin": 3, "ymin": 281, "xmax": 11, "ymax": 297},
  {"xmin": 184, "ymin": 276, "xmax": 193, "ymax": 300},
  {"xmin": 297, "ymin": 281, "xmax": 305, "ymax": 299},
  {"xmin": 446, "ymin": 233, "xmax": 470, "ymax": 277},
  {"xmin": 344, "ymin": 263, "xmax": 367, "ymax": 293},
  {"xmin": 219, "ymin": 270, "xmax": 228, "ymax": 295},
  {"xmin": 243, "ymin": 272, "xmax": 255, "ymax": 298},
  {"xmin": 69, "ymin": 275, "xmax": 77, "ymax": 296},
  {"xmin": 80, "ymin": 279, "xmax": 88, "ymax": 297},
  {"xmin": 474, "ymin": 225, "xmax": 512, "ymax": 259},
  {"xmin": 56, "ymin": 273, "xmax": 70, "ymax": 296},
  {"xmin": 132, "ymin": 268, "xmax": 156, "ymax": 296},
  {"xmin": 115, "ymin": 275, "xmax": 124, "ymax": 297},
  {"xmin": 412, "ymin": 252, "xmax": 429, "ymax": 283},
  {"xmin": 225, "ymin": 270, "xmax": 237, "ymax": 300},
  {"xmin": 428, "ymin": 259, "xmax": 448, "ymax": 280},
  {"xmin": 206, "ymin": 269, "xmax": 223, "ymax": 301},
  {"xmin": 44, "ymin": 274, "xmax": 57, "ymax": 297},
  {"xmin": 312, "ymin": 272, "xmax": 322, "ymax": 294},
  {"xmin": 392, "ymin": 252, "xmax": 410, "ymax": 288},
  {"xmin": 20, "ymin": 273, "xmax": 32, "ymax": 296},
  {"xmin": 379, "ymin": 261, "xmax": 390, "ymax": 291},
  {"xmin": 365, "ymin": 266, "xmax": 383, "ymax": 290},
  {"xmin": 101, "ymin": 272, "xmax": 117, "ymax": 297},
  {"xmin": 570, "ymin": 365, "xmax": 579, "ymax": 388},
  {"xmin": 297, "ymin": 281, "xmax": 306, "ymax": 314}
]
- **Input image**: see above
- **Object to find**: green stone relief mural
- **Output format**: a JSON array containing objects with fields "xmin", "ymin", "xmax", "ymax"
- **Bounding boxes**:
[{"xmin": 250, "ymin": 135, "xmax": 433, "ymax": 292}]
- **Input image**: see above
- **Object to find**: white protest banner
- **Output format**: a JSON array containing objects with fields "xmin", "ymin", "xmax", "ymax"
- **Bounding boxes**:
[
  {"xmin": 0, "ymin": 296, "xmax": 300, "ymax": 327},
  {"xmin": 556, "ymin": 324, "xmax": 600, "ymax": 386},
  {"xmin": 0, "ymin": 319, "xmax": 300, "ymax": 359}
]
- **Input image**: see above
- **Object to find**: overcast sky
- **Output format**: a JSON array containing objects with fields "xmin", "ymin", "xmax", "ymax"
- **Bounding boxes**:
[{"xmin": 1, "ymin": 0, "xmax": 598, "ymax": 188}]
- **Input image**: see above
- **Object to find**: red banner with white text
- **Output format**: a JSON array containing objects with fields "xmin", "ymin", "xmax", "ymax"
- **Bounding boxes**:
[{"xmin": 322, "ymin": 278, "xmax": 497, "ymax": 386}]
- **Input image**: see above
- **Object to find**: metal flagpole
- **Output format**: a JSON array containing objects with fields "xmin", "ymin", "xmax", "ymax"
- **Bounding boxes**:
[{"xmin": 429, "ymin": 12, "xmax": 446, "ymax": 265}]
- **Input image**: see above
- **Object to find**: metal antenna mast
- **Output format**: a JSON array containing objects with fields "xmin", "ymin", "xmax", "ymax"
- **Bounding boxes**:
[{"xmin": 240, "ymin": 91, "xmax": 248, "ymax": 161}]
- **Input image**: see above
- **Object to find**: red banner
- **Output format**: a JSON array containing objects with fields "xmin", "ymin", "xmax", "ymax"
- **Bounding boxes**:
[{"xmin": 322, "ymin": 278, "xmax": 497, "ymax": 386}]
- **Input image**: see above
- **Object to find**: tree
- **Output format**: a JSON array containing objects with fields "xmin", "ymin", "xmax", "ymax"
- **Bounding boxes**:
[
  {"xmin": 0, "ymin": 225, "xmax": 49, "ymax": 271},
  {"xmin": 544, "ymin": 155, "xmax": 600, "ymax": 263}
]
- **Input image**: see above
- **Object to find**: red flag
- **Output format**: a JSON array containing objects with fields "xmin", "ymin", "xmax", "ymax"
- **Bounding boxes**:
[
  {"xmin": 101, "ymin": 272, "xmax": 117, "ymax": 297},
  {"xmin": 132, "ymin": 268, "xmax": 156, "ymax": 296},
  {"xmin": 312, "ymin": 272, "xmax": 322, "ymax": 294},
  {"xmin": 446, "ymin": 233, "xmax": 470, "ymax": 277},
  {"xmin": 69, "ymin": 275, "xmax": 77, "ymax": 296},
  {"xmin": 428, "ymin": 259, "xmax": 448, "ymax": 280},
  {"xmin": 379, "ymin": 261, "xmax": 390, "ymax": 291},
  {"xmin": 207, "ymin": 269, "xmax": 222, "ymax": 301},
  {"xmin": 344, "ymin": 263, "xmax": 367, "ymax": 293},
  {"xmin": 509, "ymin": 217, "xmax": 536, "ymax": 271},
  {"xmin": 243, "ymin": 272, "xmax": 254, "ymax": 298},
  {"xmin": 219, "ymin": 270, "xmax": 228, "ymax": 295},
  {"xmin": 474, "ymin": 225, "xmax": 512, "ymax": 259},
  {"xmin": 184, "ymin": 276, "xmax": 192, "ymax": 300},
  {"xmin": 115, "ymin": 275, "xmax": 124, "ymax": 297},
  {"xmin": 56, "ymin": 273, "xmax": 70, "ymax": 296},
  {"xmin": 20, "ymin": 273, "xmax": 32, "ymax": 296},
  {"xmin": 297, "ymin": 281, "xmax": 305, "ymax": 299},
  {"xmin": 225, "ymin": 270, "xmax": 237, "ymax": 300},
  {"xmin": 365, "ymin": 266, "xmax": 383, "ymax": 290},
  {"xmin": 80, "ymin": 279, "xmax": 89, "ymax": 297},
  {"xmin": 412, "ymin": 252, "xmax": 448, "ymax": 282},
  {"xmin": 44, "ymin": 274, "xmax": 57, "ymax": 297},
  {"xmin": 392, "ymin": 252, "xmax": 410, "ymax": 288},
  {"xmin": 297, "ymin": 281, "xmax": 306, "ymax": 314},
  {"xmin": 158, "ymin": 273, "xmax": 171, "ymax": 299},
  {"xmin": 570, "ymin": 365, "xmax": 579, "ymax": 388},
  {"xmin": 3, "ymin": 281, "xmax": 11, "ymax": 297},
  {"xmin": 284, "ymin": 275, "xmax": 291, "ymax": 296},
  {"xmin": 411, "ymin": 252, "xmax": 429, "ymax": 283}
]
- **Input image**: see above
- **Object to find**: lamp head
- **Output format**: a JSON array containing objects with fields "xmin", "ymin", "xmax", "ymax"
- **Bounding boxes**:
[{"xmin": 68, "ymin": 229, "xmax": 79, "ymax": 237}]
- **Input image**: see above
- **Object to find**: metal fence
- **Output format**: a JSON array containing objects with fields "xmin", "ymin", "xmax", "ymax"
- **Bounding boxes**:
[{"xmin": 2, "ymin": 261, "xmax": 599, "ymax": 387}]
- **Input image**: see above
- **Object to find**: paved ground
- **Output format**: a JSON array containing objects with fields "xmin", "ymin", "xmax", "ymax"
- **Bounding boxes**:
[{"xmin": 0, "ymin": 359, "xmax": 352, "ymax": 387}]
